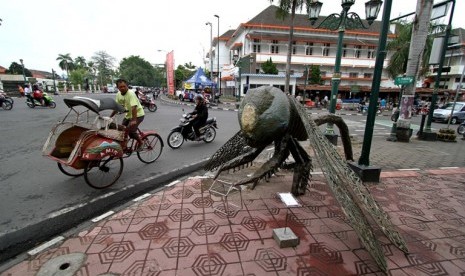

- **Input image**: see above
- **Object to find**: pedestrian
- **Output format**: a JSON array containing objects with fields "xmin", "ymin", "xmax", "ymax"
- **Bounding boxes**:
[{"xmin": 18, "ymin": 85, "xmax": 24, "ymax": 97}]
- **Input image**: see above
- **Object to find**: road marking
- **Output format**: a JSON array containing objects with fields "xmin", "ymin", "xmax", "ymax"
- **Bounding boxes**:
[
  {"xmin": 439, "ymin": 167, "xmax": 459, "ymax": 169},
  {"xmin": 133, "ymin": 193, "xmax": 152, "ymax": 202},
  {"xmin": 398, "ymin": 168, "xmax": 421, "ymax": 171},
  {"xmin": 28, "ymin": 236, "xmax": 64, "ymax": 256},
  {"xmin": 48, "ymin": 203, "xmax": 86, "ymax": 218},
  {"xmin": 91, "ymin": 211, "xmax": 115, "ymax": 222}
]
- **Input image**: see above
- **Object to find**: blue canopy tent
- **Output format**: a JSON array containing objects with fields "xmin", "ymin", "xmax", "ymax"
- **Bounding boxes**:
[{"xmin": 183, "ymin": 68, "xmax": 216, "ymax": 90}]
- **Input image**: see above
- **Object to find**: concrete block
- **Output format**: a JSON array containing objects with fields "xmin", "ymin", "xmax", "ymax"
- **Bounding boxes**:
[
  {"xmin": 348, "ymin": 162, "xmax": 382, "ymax": 183},
  {"xmin": 324, "ymin": 133, "xmax": 338, "ymax": 146},
  {"xmin": 272, "ymin": 227, "xmax": 299, "ymax": 248}
]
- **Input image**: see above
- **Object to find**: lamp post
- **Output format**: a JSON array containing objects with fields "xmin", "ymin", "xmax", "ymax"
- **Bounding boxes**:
[
  {"xmin": 214, "ymin": 14, "xmax": 220, "ymax": 99},
  {"xmin": 19, "ymin": 59, "xmax": 27, "ymax": 83},
  {"xmin": 205, "ymin": 22, "xmax": 213, "ymax": 81},
  {"xmin": 308, "ymin": 0, "xmax": 382, "ymax": 144}
]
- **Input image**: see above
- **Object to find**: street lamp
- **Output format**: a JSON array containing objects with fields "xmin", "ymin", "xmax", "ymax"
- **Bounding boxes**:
[
  {"xmin": 214, "ymin": 14, "xmax": 220, "ymax": 98},
  {"xmin": 308, "ymin": 0, "xmax": 382, "ymax": 143},
  {"xmin": 19, "ymin": 59, "xmax": 26, "ymax": 83},
  {"xmin": 205, "ymin": 22, "xmax": 213, "ymax": 81}
]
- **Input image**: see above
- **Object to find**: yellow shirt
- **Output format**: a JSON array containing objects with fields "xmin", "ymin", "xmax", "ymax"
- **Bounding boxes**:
[{"xmin": 115, "ymin": 89, "xmax": 145, "ymax": 119}]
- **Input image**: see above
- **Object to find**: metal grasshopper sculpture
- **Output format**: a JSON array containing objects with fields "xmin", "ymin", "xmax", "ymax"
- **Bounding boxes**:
[{"xmin": 204, "ymin": 86, "xmax": 408, "ymax": 273}]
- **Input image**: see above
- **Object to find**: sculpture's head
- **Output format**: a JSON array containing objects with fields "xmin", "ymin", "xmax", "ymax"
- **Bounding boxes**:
[{"xmin": 238, "ymin": 86, "xmax": 291, "ymax": 148}]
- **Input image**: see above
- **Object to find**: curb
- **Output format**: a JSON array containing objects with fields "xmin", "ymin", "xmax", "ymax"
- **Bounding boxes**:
[{"xmin": 0, "ymin": 159, "xmax": 208, "ymax": 263}]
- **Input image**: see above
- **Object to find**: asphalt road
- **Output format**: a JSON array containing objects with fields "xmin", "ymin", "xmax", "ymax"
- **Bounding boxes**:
[{"xmin": 0, "ymin": 93, "xmax": 240, "ymax": 261}]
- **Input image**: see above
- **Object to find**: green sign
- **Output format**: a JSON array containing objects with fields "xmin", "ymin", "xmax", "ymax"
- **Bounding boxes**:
[{"xmin": 394, "ymin": 76, "xmax": 414, "ymax": 85}]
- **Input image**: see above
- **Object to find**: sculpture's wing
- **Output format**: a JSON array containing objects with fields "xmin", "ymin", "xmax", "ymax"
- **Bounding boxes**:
[
  {"xmin": 204, "ymin": 131, "xmax": 252, "ymax": 171},
  {"xmin": 290, "ymin": 96, "xmax": 408, "ymax": 273}
]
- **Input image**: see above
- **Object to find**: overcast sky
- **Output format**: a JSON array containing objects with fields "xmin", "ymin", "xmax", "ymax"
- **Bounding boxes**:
[{"xmin": 1, "ymin": 0, "xmax": 464, "ymax": 75}]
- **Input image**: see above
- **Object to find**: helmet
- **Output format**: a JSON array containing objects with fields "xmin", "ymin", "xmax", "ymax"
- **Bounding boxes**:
[{"xmin": 195, "ymin": 94, "xmax": 204, "ymax": 102}]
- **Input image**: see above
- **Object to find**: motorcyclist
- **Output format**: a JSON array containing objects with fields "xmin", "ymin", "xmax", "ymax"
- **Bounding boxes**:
[
  {"xmin": 32, "ymin": 84, "xmax": 45, "ymax": 106},
  {"xmin": 190, "ymin": 94, "xmax": 208, "ymax": 141},
  {"xmin": 136, "ymin": 87, "xmax": 147, "ymax": 103}
]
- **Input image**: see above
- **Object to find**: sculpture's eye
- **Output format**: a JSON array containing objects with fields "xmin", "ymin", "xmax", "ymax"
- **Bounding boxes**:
[{"xmin": 241, "ymin": 103, "xmax": 257, "ymax": 134}]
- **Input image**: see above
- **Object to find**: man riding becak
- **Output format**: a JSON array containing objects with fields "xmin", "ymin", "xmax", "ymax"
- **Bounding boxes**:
[
  {"xmin": 110, "ymin": 79, "xmax": 145, "ymax": 151},
  {"xmin": 190, "ymin": 95, "xmax": 208, "ymax": 141}
]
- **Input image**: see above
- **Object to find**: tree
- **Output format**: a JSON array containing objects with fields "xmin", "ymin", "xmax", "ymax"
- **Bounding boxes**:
[
  {"xmin": 56, "ymin": 53, "xmax": 74, "ymax": 79},
  {"xmin": 119, "ymin": 55, "xmax": 156, "ymax": 87},
  {"xmin": 6, "ymin": 62, "xmax": 32, "ymax": 77},
  {"xmin": 261, "ymin": 58, "xmax": 279, "ymax": 74},
  {"xmin": 269, "ymin": 0, "xmax": 309, "ymax": 93},
  {"xmin": 387, "ymin": 21, "xmax": 441, "ymax": 79},
  {"xmin": 174, "ymin": 65, "xmax": 196, "ymax": 89},
  {"xmin": 91, "ymin": 51, "xmax": 116, "ymax": 86},
  {"xmin": 397, "ymin": 0, "xmax": 433, "ymax": 130},
  {"xmin": 309, "ymin": 65, "xmax": 322, "ymax": 84},
  {"xmin": 74, "ymin": 56, "xmax": 87, "ymax": 69},
  {"xmin": 69, "ymin": 68, "xmax": 88, "ymax": 86}
]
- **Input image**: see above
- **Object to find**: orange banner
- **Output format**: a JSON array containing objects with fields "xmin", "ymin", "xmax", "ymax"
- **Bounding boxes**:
[{"xmin": 166, "ymin": 51, "xmax": 175, "ymax": 95}]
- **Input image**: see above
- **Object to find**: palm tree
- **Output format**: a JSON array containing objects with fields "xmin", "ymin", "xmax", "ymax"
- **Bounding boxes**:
[
  {"xmin": 56, "ymin": 53, "xmax": 73, "ymax": 80},
  {"xmin": 74, "ymin": 56, "xmax": 87, "ymax": 69},
  {"xmin": 396, "ymin": 0, "xmax": 433, "ymax": 129},
  {"xmin": 270, "ymin": 0, "xmax": 309, "ymax": 94}
]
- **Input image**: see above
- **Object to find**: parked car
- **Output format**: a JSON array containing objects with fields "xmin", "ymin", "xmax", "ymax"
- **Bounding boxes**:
[
  {"xmin": 432, "ymin": 102, "xmax": 465, "ymax": 124},
  {"xmin": 178, "ymin": 90, "xmax": 195, "ymax": 102}
]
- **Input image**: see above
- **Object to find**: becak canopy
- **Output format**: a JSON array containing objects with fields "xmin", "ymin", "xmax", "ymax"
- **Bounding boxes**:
[{"xmin": 184, "ymin": 68, "xmax": 216, "ymax": 90}]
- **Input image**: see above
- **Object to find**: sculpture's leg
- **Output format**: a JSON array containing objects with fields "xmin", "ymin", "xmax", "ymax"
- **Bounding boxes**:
[
  {"xmin": 213, "ymin": 145, "xmax": 266, "ymax": 179},
  {"xmin": 288, "ymin": 138, "xmax": 312, "ymax": 196},
  {"xmin": 234, "ymin": 135, "xmax": 290, "ymax": 188},
  {"xmin": 314, "ymin": 114, "xmax": 353, "ymax": 161}
]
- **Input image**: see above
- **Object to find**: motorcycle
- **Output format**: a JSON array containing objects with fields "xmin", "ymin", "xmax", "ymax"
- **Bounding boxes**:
[
  {"xmin": 139, "ymin": 95, "xmax": 157, "ymax": 112},
  {"xmin": 357, "ymin": 103, "xmax": 368, "ymax": 114},
  {"xmin": 167, "ymin": 110, "xmax": 218, "ymax": 149},
  {"xmin": 0, "ymin": 91, "xmax": 13, "ymax": 110},
  {"xmin": 26, "ymin": 92, "xmax": 56, "ymax": 108}
]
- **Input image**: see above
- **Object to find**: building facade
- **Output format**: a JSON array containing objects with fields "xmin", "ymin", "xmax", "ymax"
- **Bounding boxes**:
[{"xmin": 208, "ymin": 5, "xmax": 465, "ymax": 103}]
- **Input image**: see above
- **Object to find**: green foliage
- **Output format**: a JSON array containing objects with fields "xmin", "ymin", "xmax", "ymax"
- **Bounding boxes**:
[
  {"xmin": 174, "ymin": 65, "xmax": 195, "ymax": 89},
  {"xmin": 270, "ymin": 0, "xmax": 309, "ymax": 19},
  {"xmin": 92, "ymin": 51, "xmax": 116, "ymax": 86},
  {"xmin": 309, "ymin": 65, "xmax": 322, "ymax": 84},
  {"xmin": 261, "ymin": 58, "xmax": 278, "ymax": 74},
  {"xmin": 6, "ymin": 62, "xmax": 32, "ymax": 77},
  {"xmin": 69, "ymin": 68, "xmax": 88, "ymax": 86},
  {"xmin": 386, "ymin": 21, "xmax": 440, "ymax": 79},
  {"xmin": 56, "ymin": 53, "xmax": 74, "ymax": 77},
  {"xmin": 119, "ymin": 55, "xmax": 156, "ymax": 87}
]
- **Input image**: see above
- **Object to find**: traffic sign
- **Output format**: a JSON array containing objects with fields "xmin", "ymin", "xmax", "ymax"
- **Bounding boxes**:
[{"xmin": 395, "ymin": 76, "xmax": 414, "ymax": 85}]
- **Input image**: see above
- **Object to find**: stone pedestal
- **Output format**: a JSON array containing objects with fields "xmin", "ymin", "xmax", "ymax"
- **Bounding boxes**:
[
  {"xmin": 420, "ymin": 131, "xmax": 438, "ymax": 141},
  {"xmin": 272, "ymin": 228, "xmax": 299, "ymax": 248},
  {"xmin": 348, "ymin": 162, "xmax": 381, "ymax": 183},
  {"xmin": 396, "ymin": 128, "xmax": 412, "ymax": 142}
]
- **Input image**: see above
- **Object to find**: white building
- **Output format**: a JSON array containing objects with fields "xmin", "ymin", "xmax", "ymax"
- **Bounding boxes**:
[{"xmin": 207, "ymin": 5, "xmax": 465, "ymax": 103}]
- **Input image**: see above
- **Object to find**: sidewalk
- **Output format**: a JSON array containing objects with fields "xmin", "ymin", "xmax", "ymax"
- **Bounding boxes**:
[{"xmin": 2, "ymin": 157, "xmax": 465, "ymax": 275}]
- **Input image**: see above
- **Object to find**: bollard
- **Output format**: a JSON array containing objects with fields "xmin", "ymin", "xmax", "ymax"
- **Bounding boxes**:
[{"xmin": 417, "ymin": 114, "xmax": 427, "ymax": 138}]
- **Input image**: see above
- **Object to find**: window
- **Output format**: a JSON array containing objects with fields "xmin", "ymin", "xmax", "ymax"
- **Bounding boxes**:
[
  {"xmin": 349, "ymin": 72, "xmax": 359, "ymax": 78},
  {"xmin": 253, "ymin": 39, "xmax": 261, "ymax": 53},
  {"xmin": 364, "ymin": 73, "xmax": 373, "ymax": 78},
  {"xmin": 320, "ymin": 71, "xmax": 327, "ymax": 77},
  {"xmin": 342, "ymin": 44, "xmax": 347, "ymax": 57},
  {"xmin": 271, "ymin": 40, "xmax": 279, "ymax": 54},
  {"xmin": 367, "ymin": 46, "xmax": 375, "ymax": 59},
  {"xmin": 354, "ymin": 45, "xmax": 362, "ymax": 58},
  {"xmin": 306, "ymin": 42, "xmax": 313, "ymax": 55},
  {"xmin": 323, "ymin": 43, "xmax": 330, "ymax": 56},
  {"xmin": 292, "ymin": 41, "xmax": 297, "ymax": 55}
]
